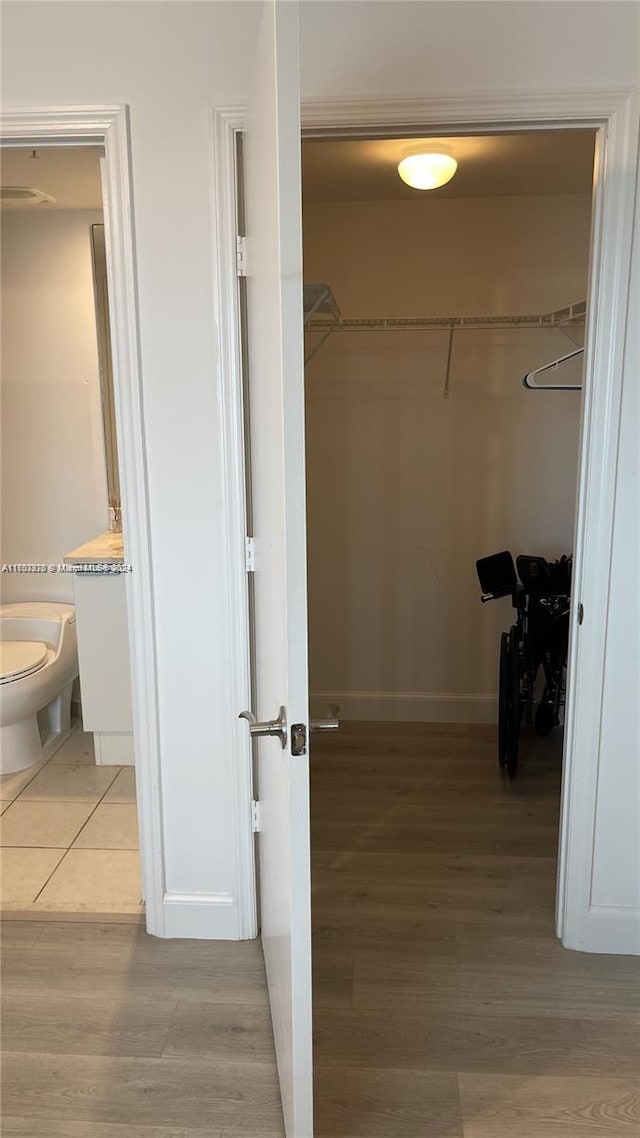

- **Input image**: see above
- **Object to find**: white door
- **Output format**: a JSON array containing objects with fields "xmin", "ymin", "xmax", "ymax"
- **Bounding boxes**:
[{"xmin": 240, "ymin": 2, "xmax": 312, "ymax": 1136}]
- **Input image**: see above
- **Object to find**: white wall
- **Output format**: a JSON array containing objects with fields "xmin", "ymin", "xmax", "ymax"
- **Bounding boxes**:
[
  {"xmin": 300, "ymin": 1, "xmax": 639, "ymax": 97},
  {"xmin": 304, "ymin": 193, "xmax": 590, "ymax": 720},
  {"xmin": 1, "ymin": 0, "xmax": 264, "ymax": 939},
  {"xmin": 1, "ymin": 210, "xmax": 108, "ymax": 603},
  {"xmin": 3, "ymin": 0, "xmax": 637, "ymax": 946}
]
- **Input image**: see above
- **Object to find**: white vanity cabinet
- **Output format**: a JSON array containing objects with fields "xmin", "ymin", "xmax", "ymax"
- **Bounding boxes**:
[{"xmin": 64, "ymin": 532, "xmax": 134, "ymax": 765}]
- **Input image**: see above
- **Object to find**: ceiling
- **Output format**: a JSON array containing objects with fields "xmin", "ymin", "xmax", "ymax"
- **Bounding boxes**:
[
  {"xmin": 1, "ymin": 146, "xmax": 104, "ymax": 209},
  {"xmin": 302, "ymin": 131, "xmax": 596, "ymax": 203},
  {"xmin": 1, "ymin": 132, "xmax": 596, "ymax": 211}
]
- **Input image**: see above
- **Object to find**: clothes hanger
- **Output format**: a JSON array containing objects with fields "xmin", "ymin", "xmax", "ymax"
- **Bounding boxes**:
[{"xmin": 522, "ymin": 346, "xmax": 583, "ymax": 391}]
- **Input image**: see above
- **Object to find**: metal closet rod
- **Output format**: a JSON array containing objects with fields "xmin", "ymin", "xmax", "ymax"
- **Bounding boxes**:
[
  {"xmin": 303, "ymin": 289, "xmax": 586, "ymax": 390},
  {"xmin": 306, "ymin": 299, "xmax": 587, "ymax": 333}
]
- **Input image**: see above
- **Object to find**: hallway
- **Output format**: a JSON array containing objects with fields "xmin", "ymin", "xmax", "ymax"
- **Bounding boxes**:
[
  {"xmin": 311, "ymin": 722, "xmax": 640, "ymax": 1136},
  {"xmin": 2, "ymin": 723, "xmax": 639, "ymax": 1136}
]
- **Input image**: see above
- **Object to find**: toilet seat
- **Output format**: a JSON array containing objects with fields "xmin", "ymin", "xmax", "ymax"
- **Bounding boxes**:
[{"xmin": 0, "ymin": 641, "xmax": 48, "ymax": 685}]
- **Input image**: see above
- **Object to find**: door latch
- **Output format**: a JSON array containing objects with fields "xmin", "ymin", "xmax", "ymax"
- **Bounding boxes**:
[
  {"xmin": 291, "ymin": 708, "xmax": 340, "ymax": 757},
  {"xmin": 291, "ymin": 723, "xmax": 307, "ymax": 756}
]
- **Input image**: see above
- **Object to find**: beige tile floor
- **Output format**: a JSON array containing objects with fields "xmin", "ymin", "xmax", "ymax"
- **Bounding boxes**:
[{"xmin": 0, "ymin": 728, "xmax": 143, "ymax": 917}]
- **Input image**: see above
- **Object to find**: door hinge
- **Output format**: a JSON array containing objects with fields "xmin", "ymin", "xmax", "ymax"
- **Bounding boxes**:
[
  {"xmin": 251, "ymin": 800, "xmax": 261, "ymax": 832},
  {"xmin": 245, "ymin": 536, "xmax": 255, "ymax": 572},
  {"xmin": 236, "ymin": 235, "xmax": 247, "ymax": 277}
]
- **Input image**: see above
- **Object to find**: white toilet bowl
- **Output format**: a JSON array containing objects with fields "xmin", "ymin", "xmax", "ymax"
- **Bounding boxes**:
[{"xmin": 0, "ymin": 602, "xmax": 79, "ymax": 774}]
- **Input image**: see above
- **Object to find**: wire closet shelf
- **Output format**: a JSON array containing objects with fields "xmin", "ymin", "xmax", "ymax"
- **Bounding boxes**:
[{"xmin": 303, "ymin": 284, "xmax": 586, "ymax": 392}]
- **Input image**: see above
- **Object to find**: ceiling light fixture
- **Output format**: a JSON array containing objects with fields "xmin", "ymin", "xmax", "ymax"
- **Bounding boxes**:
[
  {"xmin": 0, "ymin": 186, "xmax": 55, "ymax": 206},
  {"xmin": 397, "ymin": 153, "xmax": 458, "ymax": 190}
]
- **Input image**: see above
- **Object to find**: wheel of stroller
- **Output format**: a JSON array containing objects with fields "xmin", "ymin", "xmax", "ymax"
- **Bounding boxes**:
[
  {"xmin": 535, "ymin": 696, "xmax": 555, "ymax": 736},
  {"xmin": 505, "ymin": 626, "xmax": 521, "ymax": 777},
  {"xmin": 498, "ymin": 631, "xmax": 509, "ymax": 768}
]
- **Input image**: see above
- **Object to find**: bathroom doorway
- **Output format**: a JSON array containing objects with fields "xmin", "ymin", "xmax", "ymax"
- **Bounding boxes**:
[{"xmin": 0, "ymin": 121, "xmax": 160, "ymax": 926}]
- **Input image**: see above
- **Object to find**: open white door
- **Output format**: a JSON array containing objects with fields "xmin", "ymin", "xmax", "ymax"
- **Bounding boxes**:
[{"xmin": 240, "ymin": 2, "xmax": 312, "ymax": 1136}]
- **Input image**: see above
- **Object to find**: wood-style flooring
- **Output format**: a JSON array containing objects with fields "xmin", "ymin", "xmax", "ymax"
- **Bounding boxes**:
[
  {"xmin": 2, "ymin": 722, "xmax": 639, "ymax": 1136},
  {"xmin": 0, "ymin": 921, "xmax": 284, "ymax": 1137},
  {"xmin": 311, "ymin": 722, "xmax": 640, "ymax": 1137}
]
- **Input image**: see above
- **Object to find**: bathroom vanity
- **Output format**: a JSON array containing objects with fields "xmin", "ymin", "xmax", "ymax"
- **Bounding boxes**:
[{"xmin": 64, "ymin": 531, "xmax": 134, "ymax": 765}]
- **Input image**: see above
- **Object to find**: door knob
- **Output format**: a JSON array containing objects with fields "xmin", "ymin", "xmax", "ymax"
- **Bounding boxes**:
[
  {"xmin": 310, "ymin": 705, "xmax": 340, "ymax": 733},
  {"xmin": 239, "ymin": 706, "xmax": 287, "ymax": 748}
]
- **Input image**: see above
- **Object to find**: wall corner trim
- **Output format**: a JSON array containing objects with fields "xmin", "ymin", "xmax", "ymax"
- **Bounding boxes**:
[
  {"xmin": 162, "ymin": 891, "xmax": 242, "ymax": 940},
  {"xmin": 562, "ymin": 905, "xmax": 640, "ymax": 955},
  {"xmin": 210, "ymin": 104, "xmax": 256, "ymax": 941}
]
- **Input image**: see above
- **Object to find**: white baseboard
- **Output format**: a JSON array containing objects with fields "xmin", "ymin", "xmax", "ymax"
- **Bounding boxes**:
[
  {"xmin": 311, "ymin": 689, "xmax": 497, "ymax": 724},
  {"xmin": 93, "ymin": 731, "xmax": 135, "ymax": 766},
  {"xmin": 161, "ymin": 891, "xmax": 243, "ymax": 939},
  {"xmin": 562, "ymin": 906, "xmax": 640, "ymax": 955}
]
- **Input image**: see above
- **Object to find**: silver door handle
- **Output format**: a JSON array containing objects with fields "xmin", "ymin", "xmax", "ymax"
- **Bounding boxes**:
[
  {"xmin": 310, "ymin": 718, "xmax": 339, "ymax": 732},
  {"xmin": 239, "ymin": 706, "xmax": 287, "ymax": 748},
  {"xmin": 310, "ymin": 705, "xmax": 340, "ymax": 733}
]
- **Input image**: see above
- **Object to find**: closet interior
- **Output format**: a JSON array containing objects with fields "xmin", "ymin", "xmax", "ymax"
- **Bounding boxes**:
[{"xmin": 302, "ymin": 128, "xmax": 604, "ymax": 1134}]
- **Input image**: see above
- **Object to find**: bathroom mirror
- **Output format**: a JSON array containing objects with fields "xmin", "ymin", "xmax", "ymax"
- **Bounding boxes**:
[{"xmin": 90, "ymin": 223, "xmax": 121, "ymax": 526}]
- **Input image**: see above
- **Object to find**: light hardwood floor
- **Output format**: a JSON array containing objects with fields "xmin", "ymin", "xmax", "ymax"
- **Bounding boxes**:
[
  {"xmin": 311, "ymin": 722, "xmax": 640, "ymax": 1137},
  {"xmin": 2, "ymin": 722, "xmax": 639, "ymax": 1136},
  {"xmin": 1, "ymin": 921, "xmax": 285, "ymax": 1137}
]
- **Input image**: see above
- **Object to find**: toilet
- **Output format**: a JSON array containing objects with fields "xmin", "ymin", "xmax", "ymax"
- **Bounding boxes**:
[{"xmin": 0, "ymin": 602, "xmax": 79, "ymax": 774}]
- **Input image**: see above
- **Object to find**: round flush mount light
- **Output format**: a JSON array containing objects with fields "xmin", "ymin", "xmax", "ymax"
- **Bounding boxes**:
[{"xmin": 397, "ymin": 153, "xmax": 458, "ymax": 190}]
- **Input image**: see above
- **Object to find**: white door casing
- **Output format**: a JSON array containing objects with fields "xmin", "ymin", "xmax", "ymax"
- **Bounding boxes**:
[
  {"xmin": 0, "ymin": 106, "xmax": 164, "ymax": 935},
  {"xmin": 241, "ymin": 1, "xmax": 313, "ymax": 1134},
  {"xmin": 298, "ymin": 91, "xmax": 640, "ymax": 955},
  {"xmin": 215, "ymin": 85, "xmax": 639, "ymax": 981}
]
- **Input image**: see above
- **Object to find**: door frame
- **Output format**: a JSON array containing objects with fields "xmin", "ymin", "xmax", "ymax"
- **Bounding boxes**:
[
  {"xmin": 215, "ymin": 85, "xmax": 639, "ymax": 954},
  {"xmin": 0, "ymin": 106, "xmax": 165, "ymax": 935}
]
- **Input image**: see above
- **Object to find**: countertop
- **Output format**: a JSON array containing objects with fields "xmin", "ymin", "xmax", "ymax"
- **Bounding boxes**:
[{"xmin": 64, "ymin": 531, "xmax": 125, "ymax": 565}]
